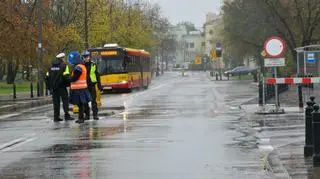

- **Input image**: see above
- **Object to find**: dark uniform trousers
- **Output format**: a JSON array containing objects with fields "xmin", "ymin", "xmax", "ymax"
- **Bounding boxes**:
[
  {"xmin": 78, "ymin": 102, "xmax": 85, "ymax": 120},
  {"xmin": 52, "ymin": 87, "xmax": 70, "ymax": 119},
  {"xmin": 85, "ymin": 85, "xmax": 98, "ymax": 118}
]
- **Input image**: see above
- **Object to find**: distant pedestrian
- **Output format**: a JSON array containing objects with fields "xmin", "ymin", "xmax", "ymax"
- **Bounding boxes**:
[
  {"xmin": 46, "ymin": 53, "xmax": 74, "ymax": 122},
  {"xmin": 83, "ymin": 51, "xmax": 103, "ymax": 120},
  {"xmin": 68, "ymin": 51, "xmax": 92, "ymax": 124}
]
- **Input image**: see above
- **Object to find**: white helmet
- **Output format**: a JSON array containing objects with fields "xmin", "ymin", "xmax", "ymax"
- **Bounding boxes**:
[{"xmin": 56, "ymin": 53, "xmax": 66, "ymax": 59}]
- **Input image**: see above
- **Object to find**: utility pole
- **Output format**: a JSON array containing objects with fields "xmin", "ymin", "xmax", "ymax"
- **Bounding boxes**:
[
  {"xmin": 84, "ymin": 0, "xmax": 89, "ymax": 49},
  {"xmin": 37, "ymin": 0, "xmax": 44, "ymax": 96}
]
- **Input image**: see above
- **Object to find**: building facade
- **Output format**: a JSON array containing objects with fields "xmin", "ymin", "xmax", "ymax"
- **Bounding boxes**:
[
  {"xmin": 203, "ymin": 13, "xmax": 225, "ymax": 69},
  {"xmin": 182, "ymin": 31, "xmax": 205, "ymax": 63},
  {"xmin": 168, "ymin": 25, "xmax": 188, "ymax": 66}
]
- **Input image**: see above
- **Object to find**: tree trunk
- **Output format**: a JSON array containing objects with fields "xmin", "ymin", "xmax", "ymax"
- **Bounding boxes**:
[
  {"xmin": 26, "ymin": 66, "xmax": 31, "ymax": 81},
  {"xmin": 6, "ymin": 58, "xmax": 19, "ymax": 84},
  {"xmin": 6, "ymin": 60, "xmax": 14, "ymax": 84},
  {"xmin": 291, "ymin": 50, "xmax": 298, "ymax": 76},
  {"xmin": 0, "ymin": 59, "xmax": 5, "ymax": 81}
]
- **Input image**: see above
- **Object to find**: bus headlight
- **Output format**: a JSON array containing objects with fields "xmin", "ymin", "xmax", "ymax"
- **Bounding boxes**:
[{"xmin": 120, "ymin": 81, "xmax": 128, "ymax": 84}]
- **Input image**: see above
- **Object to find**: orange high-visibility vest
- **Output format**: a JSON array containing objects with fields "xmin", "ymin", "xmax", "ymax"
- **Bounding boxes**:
[{"xmin": 71, "ymin": 64, "xmax": 88, "ymax": 90}]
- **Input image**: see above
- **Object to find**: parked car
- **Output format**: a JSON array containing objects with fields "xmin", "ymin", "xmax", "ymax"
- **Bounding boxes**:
[{"xmin": 224, "ymin": 66, "xmax": 257, "ymax": 76}]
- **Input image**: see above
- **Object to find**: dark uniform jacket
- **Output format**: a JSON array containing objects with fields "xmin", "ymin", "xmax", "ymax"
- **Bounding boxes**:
[{"xmin": 46, "ymin": 59, "xmax": 70, "ymax": 91}]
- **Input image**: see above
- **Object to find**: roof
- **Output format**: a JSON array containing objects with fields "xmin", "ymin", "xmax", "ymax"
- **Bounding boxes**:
[
  {"xmin": 125, "ymin": 48, "xmax": 150, "ymax": 57},
  {"xmin": 89, "ymin": 46, "xmax": 150, "ymax": 57},
  {"xmin": 203, "ymin": 15, "xmax": 222, "ymax": 27}
]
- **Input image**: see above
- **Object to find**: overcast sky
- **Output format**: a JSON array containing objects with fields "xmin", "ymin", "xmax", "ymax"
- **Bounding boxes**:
[{"xmin": 151, "ymin": 0, "xmax": 223, "ymax": 28}]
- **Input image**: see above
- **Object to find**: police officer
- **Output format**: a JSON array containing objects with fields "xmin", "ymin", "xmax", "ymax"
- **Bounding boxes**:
[
  {"xmin": 83, "ymin": 51, "xmax": 102, "ymax": 120},
  {"xmin": 69, "ymin": 51, "xmax": 92, "ymax": 124},
  {"xmin": 47, "ymin": 53, "xmax": 74, "ymax": 122}
]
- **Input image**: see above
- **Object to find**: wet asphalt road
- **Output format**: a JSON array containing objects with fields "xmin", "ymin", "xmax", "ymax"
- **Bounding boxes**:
[{"xmin": 0, "ymin": 72, "xmax": 272, "ymax": 178}]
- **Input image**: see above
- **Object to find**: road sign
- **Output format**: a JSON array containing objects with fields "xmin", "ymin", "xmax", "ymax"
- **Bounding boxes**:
[
  {"xmin": 307, "ymin": 53, "xmax": 316, "ymax": 63},
  {"xmin": 21, "ymin": 0, "xmax": 35, "ymax": 4},
  {"xmin": 194, "ymin": 56, "xmax": 202, "ymax": 65},
  {"xmin": 210, "ymin": 49, "xmax": 217, "ymax": 60},
  {"xmin": 264, "ymin": 58, "xmax": 285, "ymax": 67},
  {"xmin": 264, "ymin": 37, "xmax": 286, "ymax": 58}
]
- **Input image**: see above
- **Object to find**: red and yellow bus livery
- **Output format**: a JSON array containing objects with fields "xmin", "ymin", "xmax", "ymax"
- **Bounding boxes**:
[{"xmin": 89, "ymin": 44, "xmax": 151, "ymax": 92}]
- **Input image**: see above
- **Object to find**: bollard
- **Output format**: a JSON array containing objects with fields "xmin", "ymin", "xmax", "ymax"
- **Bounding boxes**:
[
  {"xmin": 310, "ymin": 96, "xmax": 316, "ymax": 106},
  {"xmin": 216, "ymin": 73, "xmax": 219, "ymax": 81},
  {"xmin": 313, "ymin": 105, "xmax": 320, "ymax": 166},
  {"xmin": 13, "ymin": 84, "xmax": 16, "ymax": 100},
  {"xmin": 277, "ymin": 87, "xmax": 280, "ymax": 107},
  {"xmin": 305, "ymin": 101, "xmax": 314, "ymax": 157},
  {"xmin": 258, "ymin": 81, "xmax": 263, "ymax": 106},
  {"xmin": 311, "ymin": 73, "xmax": 314, "ymax": 89},
  {"xmin": 266, "ymin": 85, "xmax": 270, "ymax": 100},
  {"xmin": 227, "ymin": 74, "xmax": 230, "ymax": 81},
  {"xmin": 30, "ymin": 82, "xmax": 34, "ymax": 98},
  {"xmin": 298, "ymin": 85, "xmax": 303, "ymax": 108},
  {"xmin": 45, "ymin": 86, "xmax": 48, "ymax": 96}
]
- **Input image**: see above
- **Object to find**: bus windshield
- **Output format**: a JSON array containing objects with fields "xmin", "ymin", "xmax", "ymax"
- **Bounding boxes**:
[{"xmin": 97, "ymin": 55, "xmax": 127, "ymax": 75}]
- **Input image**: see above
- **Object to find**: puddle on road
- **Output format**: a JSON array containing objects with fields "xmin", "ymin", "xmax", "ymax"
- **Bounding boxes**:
[{"xmin": 0, "ymin": 124, "xmax": 134, "ymax": 178}]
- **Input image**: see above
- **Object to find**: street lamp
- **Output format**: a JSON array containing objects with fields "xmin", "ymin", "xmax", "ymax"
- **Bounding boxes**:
[
  {"xmin": 37, "ymin": 0, "xmax": 44, "ymax": 97},
  {"xmin": 84, "ymin": 0, "xmax": 89, "ymax": 49},
  {"xmin": 295, "ymin": 47, "xmax": 304, "ymax": 75}
]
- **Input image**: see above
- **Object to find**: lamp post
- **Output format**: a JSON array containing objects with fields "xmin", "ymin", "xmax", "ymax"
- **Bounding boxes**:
[
  {"xmin": 37, "ymin": 0, "xmax": 44, "ymax": 97},
  {"xmin": 295, "ymin": 47, "xmax": 304, "ymax": 76},
  {"xmin": 295, "ymin": 47, "xmax": 304, "ymax": 108},
  {"xmin": 84, "ymin": 0, "xmax": 89, "ymax": 49}
]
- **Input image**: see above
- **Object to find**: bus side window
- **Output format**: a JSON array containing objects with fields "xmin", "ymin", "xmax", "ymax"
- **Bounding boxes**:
[
  {"xmin": 137, "ymin": 56, "xmax": 142, "ymax": 72},
  {"xmin": 147, "ymin": 57, "xmax": 150, "ymax": 71},
  {"xmin": 126, "ymin": 56, "xmax": 131, "ymax": 72},
  {"xmin": 133, "ymin": 56, "xmax": 137, "ymax": 72},
  {"xmin": 123, "ymin": 56, "xmax": 130, "ymax": 71},
  {"xmin": 143, "ymin": 56, "xmax": 147, "ymax": 72},
  {"xmin": 131, "ymin": 56, "xmax": 136, "ymax": 72},
  {"xmin": 143, "ymin": 57, "xmax": 146, "ymax": 72},
  {"xmin": 141, "ymin": 56, "xmax": 144, "ymax": 72}
]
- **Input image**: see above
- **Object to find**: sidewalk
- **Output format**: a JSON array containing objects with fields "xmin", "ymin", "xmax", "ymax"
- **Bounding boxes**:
[
  {"xmin": 0, "ymin": 95, "xmax": 52, "ymax": 115},
  {"xmin": 242, "ymin": 85, "xmax": 320, "ymax": 178}
]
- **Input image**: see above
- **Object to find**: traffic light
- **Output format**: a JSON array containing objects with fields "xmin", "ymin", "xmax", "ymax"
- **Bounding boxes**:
[
  {"xmin": 216, "ymin": 49, "xmax": 222, "ymax": 57},
  {"xmin": 216, "ymin": 42, "xmax": 222, "ymax": 58}
]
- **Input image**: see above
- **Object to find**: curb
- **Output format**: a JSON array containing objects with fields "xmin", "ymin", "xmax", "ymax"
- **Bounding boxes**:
[
  {"xmin": 264, "ymin": 139, "xmax": 306, "ymax": 179},
  {"xmin": 265, "ymin": 150, "xmax": 291, "ymax": 179},
  {"xmin": 0, "ymin": 98, "xmax": 52, "ymax": 115}
]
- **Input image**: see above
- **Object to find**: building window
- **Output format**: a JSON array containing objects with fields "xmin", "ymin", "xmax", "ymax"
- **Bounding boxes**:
[
  {"xmin": 202, "ymin": 42, "xmax": 205, "ymax": 46},
  {"xmin": 189, "ymin": 43, "xmax": 194, "ymax": 48},
  {"xmin": 209, "ymin": 30, "xmax": 214, "ymax": 35}
]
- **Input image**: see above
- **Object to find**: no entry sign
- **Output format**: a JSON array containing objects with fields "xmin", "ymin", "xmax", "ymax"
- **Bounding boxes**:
[{"xmin": 264, "ymin": 37, "xmax": 286, "ymax": 58}]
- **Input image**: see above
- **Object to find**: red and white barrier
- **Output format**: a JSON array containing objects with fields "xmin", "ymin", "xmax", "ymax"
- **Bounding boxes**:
[{"xmin": 266, "ymin": 77, "xmax": 320, "ymax": 84}]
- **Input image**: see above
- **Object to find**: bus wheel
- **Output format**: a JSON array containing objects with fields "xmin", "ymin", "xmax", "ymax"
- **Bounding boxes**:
[{"xmin": 126, "ymin": 88, "xmax": 132, "ymax": 93}]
